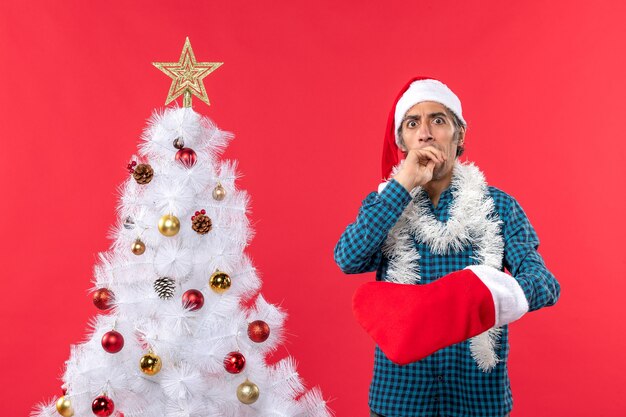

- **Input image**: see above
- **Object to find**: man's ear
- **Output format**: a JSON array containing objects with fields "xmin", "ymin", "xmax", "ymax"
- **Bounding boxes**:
[
  {"xmin": 397, "ymin": 131, "xmax": 408, "ymax": 155},
  {"xmin": 457, "ymin": 127, "xmax": 466, "ymax": 146},
  {"xmin": 398, "ymin": 141, "xmax": 408, "ymax": 156}
]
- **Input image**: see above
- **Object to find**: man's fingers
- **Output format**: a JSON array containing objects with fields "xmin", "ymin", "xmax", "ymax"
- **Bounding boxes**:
[
  {"xmin": 417, "ymin": 160, "xmax": 435, "ymax": 183},
  {"xmin": 417, "ymin": 159, "xmax": 436, "ymax": 172},
  {"xmin": 422, "ymin": 147, "xmax": 446, "ymax": 163},
  {"xmin": 396, "ymin": 151, "xmax": 437, "ymax": 188},
  {"xmin": 412, "ymin": 147, "xmax": 445, "ymax": 164},
  {"xmin": 416, "ymin": 151, "xmax": 443, "ymax": 166},
  {"xmin": 407, "ymin": 149, "xmax": 431, "ymax": 165},
  {"xmin": 425, "ymin": 159, "xmax": 436, "ymax": 171}
]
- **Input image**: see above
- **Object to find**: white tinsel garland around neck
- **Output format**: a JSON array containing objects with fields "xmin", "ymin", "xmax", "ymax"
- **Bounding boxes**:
[{"xmin": 381, "ymin": 160, "xmax": 505, "ymax": 372}]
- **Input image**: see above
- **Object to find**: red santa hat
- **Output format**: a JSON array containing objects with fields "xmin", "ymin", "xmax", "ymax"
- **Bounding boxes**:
[{"xmin": 381, "ymin": 77, "xmax": 467, "ymax": 180}]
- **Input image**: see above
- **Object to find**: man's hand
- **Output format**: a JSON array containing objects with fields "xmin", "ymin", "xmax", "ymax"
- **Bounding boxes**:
[{"xmin": 392, "ymin": 146, "xmax": 447, "ymax": 192}]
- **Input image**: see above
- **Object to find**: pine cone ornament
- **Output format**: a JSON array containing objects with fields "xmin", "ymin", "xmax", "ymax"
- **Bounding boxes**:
[
  {"xmin": 154, "ymin": 277, "xmax": 175, "ymax": 299},
  {"xmin": 133, "ymin": 164, "xmax": 154, "ymax": 185},
  {"xmin": 191, "ymin": 210, "xmax": 212, "ymax": 235}
]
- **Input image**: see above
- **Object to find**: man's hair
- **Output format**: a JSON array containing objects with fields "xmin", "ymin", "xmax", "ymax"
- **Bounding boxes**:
[{"xmin": 397, "ymin": 106, "xmax": 466, "ymax": 158}]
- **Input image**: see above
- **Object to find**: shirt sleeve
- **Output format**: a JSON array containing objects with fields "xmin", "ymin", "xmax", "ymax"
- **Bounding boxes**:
[
  {"xmin": 502, "ymin": 196, "xmax": 561, "ymax": 312},
  {"xmin": 334, "ymin": 179, "xmax": 413, "ymax": 274}
]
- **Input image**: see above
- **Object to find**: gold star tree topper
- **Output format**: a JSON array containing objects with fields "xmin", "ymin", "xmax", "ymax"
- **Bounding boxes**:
[{"xmin": 153, "ymin": 37, "xmax": 223, "ymax": 107}]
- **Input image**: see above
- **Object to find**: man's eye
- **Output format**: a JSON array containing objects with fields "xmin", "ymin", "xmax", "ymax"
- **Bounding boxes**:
[
  {"xmin": 407, "ymin": 120, "xmax": 417, "ymax": 128},
  {"xmin": 433, "ymin": 117, "xmax": 444, "ymax": 124}
]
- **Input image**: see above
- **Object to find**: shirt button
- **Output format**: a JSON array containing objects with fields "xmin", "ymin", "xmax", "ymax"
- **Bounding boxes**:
[
  {"xmin": 434, "ymin": 396, "xmax": 439, "ymax": 402},
  {"xmin": 438, "ymin": 375, "xmax": 444, "ymax": 381}
]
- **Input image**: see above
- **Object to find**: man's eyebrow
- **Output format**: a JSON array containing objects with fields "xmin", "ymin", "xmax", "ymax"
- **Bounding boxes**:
[{"xmin": 403, "ymin": 112, "xmax": 449, "ymax": 120}]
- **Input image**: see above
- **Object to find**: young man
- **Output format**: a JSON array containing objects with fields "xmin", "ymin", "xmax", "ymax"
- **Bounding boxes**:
[{"xmin": 334, "ymin": 77, "xmax": 560, "ymax": 417}]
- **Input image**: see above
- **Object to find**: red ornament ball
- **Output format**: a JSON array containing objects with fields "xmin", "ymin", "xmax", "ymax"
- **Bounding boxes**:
[
  {"xmin": 101, "ymin": 330, "xmax": 124, "ymax": 353},
  {"xmin": 91, "ymin": 395, "xmax": 114, "ymax": 417},
  {"xmin": 175, "ymin": 148, "xmax": 197, "ymax": 168},
  {"xmin": 224, "ymin": 351, "xmax": 246, "ymax": 374},
  {"xmin": 182, "ymin": 289, "xmax": 204, "ymax": 311},
  {"xmin": 93, "ymin": 288, "xmax": 114, "ymax": 310},
  {"xmin": 248, "ymin": 320, "xmax": 270, "ymax": 343}
]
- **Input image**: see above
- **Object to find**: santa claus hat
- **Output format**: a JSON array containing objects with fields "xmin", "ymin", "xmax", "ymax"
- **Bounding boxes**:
[{"xmin": 381, "ymin": 77, "xmax": 466, "ymax": 180}]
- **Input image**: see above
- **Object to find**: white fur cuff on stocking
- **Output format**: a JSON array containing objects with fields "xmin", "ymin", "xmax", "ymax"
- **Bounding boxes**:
[{"xmin": 464, "ymin": 264, "xmax": 529, "ymax": 327}]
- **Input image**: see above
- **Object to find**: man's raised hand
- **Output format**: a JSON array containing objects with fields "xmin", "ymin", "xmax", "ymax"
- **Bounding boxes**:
[{"xmin": 392, "ymin": 146, "xmax": 447, "ymax": 192}]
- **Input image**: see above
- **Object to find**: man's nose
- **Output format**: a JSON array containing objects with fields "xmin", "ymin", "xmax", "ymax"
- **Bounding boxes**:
[{"xmin": 417, "ymin": 123, "xmax": 433, "ymax": 142}]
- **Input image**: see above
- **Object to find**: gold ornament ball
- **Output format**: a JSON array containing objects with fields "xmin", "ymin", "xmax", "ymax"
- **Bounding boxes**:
[
  {"xmin": 139, "ymin": 352, "xmax": 162, "ymax": 375},
  {"xmin": 158, "ymin": 214, "xmax": 180, "ymax": 236},
  {"xmin": 212, "ymin": 183, "xmax": 226, "ymax": 201},
  {"xmin": 55, "ymin": 396, "xmax": 74, "ymax": 417},
  {"xmin": 209, "ymin": 270, "xmax": 231, "ymax": 293},
  {"xmin": 237, "ymin": 379, "xmax": 260, "ymax": 405},
  {"xmin": 131, "ymin": 239, "xmax": 146, "ymax": 255}
]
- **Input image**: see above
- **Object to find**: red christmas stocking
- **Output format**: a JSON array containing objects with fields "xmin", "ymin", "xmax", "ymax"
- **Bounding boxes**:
[{"xmin": 352, "ymin": 265, "xmax": 529, "ymax": 365}]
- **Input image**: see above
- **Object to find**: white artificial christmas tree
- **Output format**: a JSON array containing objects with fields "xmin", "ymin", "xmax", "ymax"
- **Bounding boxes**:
[{"xmin": 33, "ymin": 38, "xmax": 331, "ymax": 417}]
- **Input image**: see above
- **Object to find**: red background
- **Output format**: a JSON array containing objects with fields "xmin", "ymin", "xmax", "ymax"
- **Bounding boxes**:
[{"xmin": 1, "ymin": 1, "xmax": 625, "ymax": 416}]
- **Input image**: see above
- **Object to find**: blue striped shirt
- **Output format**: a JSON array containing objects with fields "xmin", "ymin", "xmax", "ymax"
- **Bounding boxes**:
[{"xmin": 334, "ymin": 178, "xmax": 560, "ymax": 417}]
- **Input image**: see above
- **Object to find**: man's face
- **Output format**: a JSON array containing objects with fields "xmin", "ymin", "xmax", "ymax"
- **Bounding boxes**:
[{"xmin": 399, "ymin": 101, "xmax": 464, "ymax": 180}]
